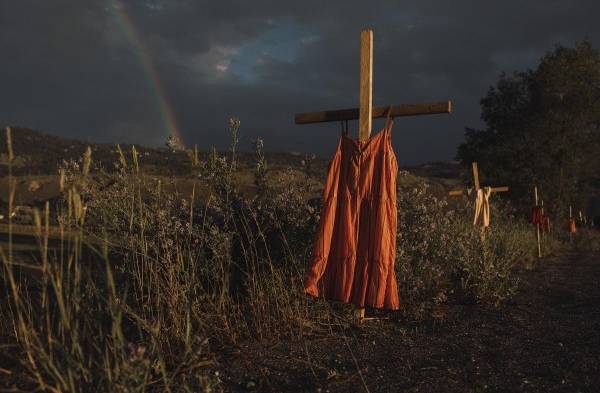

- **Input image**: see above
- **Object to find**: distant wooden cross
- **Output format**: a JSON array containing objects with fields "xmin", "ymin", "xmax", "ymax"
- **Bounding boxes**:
[
  {"xmin": 569, "ymin": 205, "xmax": 575, "ymax": 242},
  {"xmin": 448, "ymin": 162, "xmax": 509, "ymax": 230},
  {"xmin": 534, "ymin": 186, "xmax": 542, "ymax": 258},
  {"xmin": 294, "ymin": 28, "xmax": 451, "ymax": 322},
  {"xmin": 449, "ymin": 162, "xmax": 508, "ymax": 199}
]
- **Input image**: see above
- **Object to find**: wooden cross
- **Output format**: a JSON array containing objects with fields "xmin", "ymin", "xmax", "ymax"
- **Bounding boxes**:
[
  {"xmin": 448, "ymin": 162, "xmax": 508, "ymax": 198},
  {"xmin": 294, "ymin": 28, "xmax": 451, "ymax": 322},
  {"xmin": 294, "ymin": 29, "xmax": 451, "ymax": 141},
  {"xmin": 448, "ymin": 162, "xmax": 509, "ymax": 234}
]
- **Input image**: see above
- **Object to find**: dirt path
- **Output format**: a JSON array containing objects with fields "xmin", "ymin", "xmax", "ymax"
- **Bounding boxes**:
[{"xmin": 219, "ymin": 252, "xmax": 600, "ymax": 392}]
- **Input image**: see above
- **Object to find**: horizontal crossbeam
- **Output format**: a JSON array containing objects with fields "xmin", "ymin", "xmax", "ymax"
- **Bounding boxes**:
[
  {"xmin": 448, "ymin": 186, "xmax": 509, "ymax": 197},
  {"xmin": 294, "ymin": 101, "xmax": 452, "ymax": 124}
]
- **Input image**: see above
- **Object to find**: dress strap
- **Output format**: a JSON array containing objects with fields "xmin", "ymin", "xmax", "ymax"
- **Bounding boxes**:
[
  {"xmin": 340, "ymin": 120, "xmax": 349, "ymax": 136},
  {"xmin": 383, "ymin": 105, "xmax": 394, "ymax": 141},
  {"xmin": 385, "ymin": 105, "xmax": 394, "ymax": 130}
]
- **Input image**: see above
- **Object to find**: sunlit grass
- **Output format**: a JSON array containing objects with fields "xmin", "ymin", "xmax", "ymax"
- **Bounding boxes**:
[{"xmin": 0, "ymin": 122, "xmax": 573, "ymax": 391}]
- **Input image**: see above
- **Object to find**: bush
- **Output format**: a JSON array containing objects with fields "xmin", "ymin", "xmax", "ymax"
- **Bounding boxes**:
[
  {"xmin": 396, "ymin": 182, "xmax": 537, "ymax": 318},
  {"xmin": 395, "ymin": 182, "xmax": 457, "ymax": 319}
]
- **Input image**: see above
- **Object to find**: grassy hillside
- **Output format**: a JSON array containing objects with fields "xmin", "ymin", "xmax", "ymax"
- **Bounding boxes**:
[{"xmin": 0, "ymin": 127, "xmax": 465, "ymax": 210}]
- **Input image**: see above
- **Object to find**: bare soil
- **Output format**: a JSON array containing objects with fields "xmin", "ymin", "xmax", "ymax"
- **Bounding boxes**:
[{"xmin": 215, "ymin": 252, "xmax": 600, "ymax": 392}]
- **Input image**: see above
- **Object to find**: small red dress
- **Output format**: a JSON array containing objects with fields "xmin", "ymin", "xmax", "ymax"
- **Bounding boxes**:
[{"xmin": 304, "ymin": 114, "xmax": 400, "ymax": 310}]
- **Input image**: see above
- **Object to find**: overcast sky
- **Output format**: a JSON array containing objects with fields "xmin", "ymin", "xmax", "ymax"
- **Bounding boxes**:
[{"xmin": 1, "ymin": 1, "xmax": 599, "ymax": 164}]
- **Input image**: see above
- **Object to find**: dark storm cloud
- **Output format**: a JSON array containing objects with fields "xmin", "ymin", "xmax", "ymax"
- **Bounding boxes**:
[{"xmin": 2, "ymin": 0, "xmax": 600, "ymax": 163}]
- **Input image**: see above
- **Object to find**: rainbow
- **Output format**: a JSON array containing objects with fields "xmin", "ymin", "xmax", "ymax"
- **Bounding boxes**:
[{"xmin": 110, "ymin": 0, "xmax": 184, "ymax": 148}]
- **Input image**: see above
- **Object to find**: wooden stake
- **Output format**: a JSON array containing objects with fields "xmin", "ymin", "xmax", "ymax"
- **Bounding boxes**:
[
  {"xmin": 359, "ymin": 28, "xmax": 373, "ymax": 142},
  {"xmin": 355, "ymin": 307, "xmax": 365, "ymax": 324},
  {"xmin": 541, "ymin": 199, "xmax": 546, "ymax": 246},
  {"xmin": 534, "ymin": 186, "xmax": 541, "ymax": 258},
  {"xmin": 472, "ymin": 162, "xmax": 480, "ymax": 191}
]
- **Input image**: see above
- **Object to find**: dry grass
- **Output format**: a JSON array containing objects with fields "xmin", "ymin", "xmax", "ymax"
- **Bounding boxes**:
[{"xmin": 0, "ymin": 123, "xmax": 570, "ymax": 391}]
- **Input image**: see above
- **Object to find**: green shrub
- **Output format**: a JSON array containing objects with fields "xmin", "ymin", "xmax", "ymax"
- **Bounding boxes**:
[
  {"xmin": 395, "ymin": 182, "xmax": 456, "ymax": 319},
  {"xmin": 396, "ymin": 183, "xmax": 537, "ymax": 317}
]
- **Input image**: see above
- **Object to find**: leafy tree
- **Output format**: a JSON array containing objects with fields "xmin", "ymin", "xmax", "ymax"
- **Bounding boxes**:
[{"xmin": 458, "ymin": 41, "xmax": 600, "ymax": 218}]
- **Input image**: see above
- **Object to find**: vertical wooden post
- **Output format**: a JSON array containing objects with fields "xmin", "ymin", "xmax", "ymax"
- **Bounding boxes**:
[
  {"xmin": 541, "ymin": 199, "xmax": 546, "ymax": 247},
  {"xmin": 355, "ymin": 307, "xmax": 365, "ymax": 323},
  {"xmin": 569, "ymin": 205, "xmax": 572, "ymax": 219},
  {"xmin": 569, "ymin": 205, "xmax": 573, "ymax": 243},
  {"xmin": 359, "ymin": 28, "xmax": 373, "ymax": 142},
  {"xmin": 472, "ymin": 162, "xmax": 480, "ymax": 191},
  {"xmin": 471, "ymin": 162, "xmax": 486, "ymax": 240},
  {"xmin": 356, "ymin": 28, "xmax": 373, "ymax": 323},
  {"xmin": 534, "ymin": 186, "xmax": 541, "ymax": 258}
]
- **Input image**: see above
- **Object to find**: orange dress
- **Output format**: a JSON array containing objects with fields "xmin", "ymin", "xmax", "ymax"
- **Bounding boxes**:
[
  {"xmin": 303, "ymin": 115, "xmax": 399, "ymax": 310},
  {"xmin": 567, "ymin": 219, "xmax": 577, "ymax": 234}
]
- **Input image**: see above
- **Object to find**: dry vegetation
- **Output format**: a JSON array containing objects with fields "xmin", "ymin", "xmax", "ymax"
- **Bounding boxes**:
[{"xmin": 0, "ymin": 123, "xmax": 595, "ymax": 392}]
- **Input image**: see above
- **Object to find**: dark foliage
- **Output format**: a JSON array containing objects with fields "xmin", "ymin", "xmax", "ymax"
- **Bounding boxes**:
[{"xmin": 458, "ymin": 41, "xmax": 600, "ymax": 217}]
